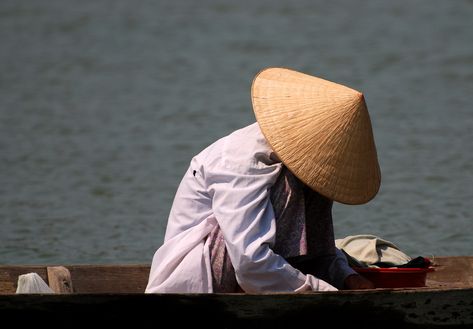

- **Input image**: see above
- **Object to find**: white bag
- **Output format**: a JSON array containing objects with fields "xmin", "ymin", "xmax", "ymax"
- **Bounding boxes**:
[{"xmin": 16, "ymin": 272, "xmax": 54, "ymax": 294}]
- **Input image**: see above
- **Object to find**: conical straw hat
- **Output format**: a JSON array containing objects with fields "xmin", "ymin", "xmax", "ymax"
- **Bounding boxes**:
[{"xmin": 251, "ymin": 67, "xmax": 381, "ymax": 205}]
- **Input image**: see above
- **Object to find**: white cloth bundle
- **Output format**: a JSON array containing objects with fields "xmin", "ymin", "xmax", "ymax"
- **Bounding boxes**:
[
  {"xmin": 16, "ymin": 272, "xmax": 54, "ymax": 294},
  {"xmin": 335, "ymin": 234, "xmax": 412, "ymax": 268}
]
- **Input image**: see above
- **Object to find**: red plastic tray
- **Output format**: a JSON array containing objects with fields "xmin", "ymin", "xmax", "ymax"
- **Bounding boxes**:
[{"xmin": 353, "ymin": 267, "xmax": 434, "ymax": 288}]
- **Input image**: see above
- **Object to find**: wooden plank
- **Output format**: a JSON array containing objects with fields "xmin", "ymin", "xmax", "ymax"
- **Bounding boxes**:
[
  {"xmin": 0, "ymin": 265, "xmax": 149, "ymax": 294},
  {"xmin": 0, "ymin": 266, "xmax": 48, "ymax": 294},
  {"xmin": 0, "ymin": 258, "xmax": 472, "ymax": 326},
  {"xmin": 1, "ymin": 256, "xmax": 472, "ymax": 295},
  {"xmin": 66, "ymin": 264, "xmax": 150, "ymax": 293},
  {"xmin": 0, "ymin": 289, "xmax": 472, "ymax": 327},
  {"xmin": 428, "ymin": 256, "xmax": 473, "ymax": 286},
  {"xmin": 47, "ymin": 266, "xmax": 73, "ymax": 293}
]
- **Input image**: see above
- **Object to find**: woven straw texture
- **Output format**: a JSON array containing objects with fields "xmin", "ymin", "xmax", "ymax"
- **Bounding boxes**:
[{"xmin": 251, "ymin": 67, "xmax": 381, "ymax": 205}]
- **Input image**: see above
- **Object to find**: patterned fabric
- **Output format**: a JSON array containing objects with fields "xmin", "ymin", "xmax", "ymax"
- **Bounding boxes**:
[
  {"xmin": 270, "ymin": 167, "xmax": 307, "ymax": 258},
  {"xmin": 208, "ymin": 223, "xmax": 242, "ymax": 293},
  {"xmin": 208, "ymin": 166, "xmax": 336, "ymax": 293}
]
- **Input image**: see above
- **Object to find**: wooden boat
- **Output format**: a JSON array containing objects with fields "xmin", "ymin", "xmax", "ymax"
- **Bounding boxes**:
[{"xmin": 1, "ymin": 256, "xmax": 472, "ymax": 328}]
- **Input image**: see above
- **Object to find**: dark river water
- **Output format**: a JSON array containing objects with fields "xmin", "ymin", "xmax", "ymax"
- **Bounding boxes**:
[{"xmin": 1, "ymin": 0, "xmax": 472, "ymax": 264}]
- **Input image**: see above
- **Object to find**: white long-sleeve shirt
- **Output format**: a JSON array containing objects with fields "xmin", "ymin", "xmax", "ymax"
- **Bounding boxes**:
[{"xmin": 145, "ymin": 123, "xmax": 355, "ymax": 293}]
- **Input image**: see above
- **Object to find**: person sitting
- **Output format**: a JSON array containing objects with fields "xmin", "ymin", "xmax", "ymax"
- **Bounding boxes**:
[{"xmin": 146, "ymin": 67, "xmax": 380, "ymax": 293}]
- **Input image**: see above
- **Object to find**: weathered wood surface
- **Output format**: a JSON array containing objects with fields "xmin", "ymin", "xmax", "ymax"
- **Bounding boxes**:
[
  {"xmin": 1, "ymin": 256, "xmax": 472, "ymax": 294},
  {"xmin": 0, "ymin": 264, "xmax": 149, "ymax": 294},
  {"xmin": 427, "ymin": 256, "xmax": 473, "ymax": 287},
  {"xmin": 0, "ymin": 265, "xmax": 48, "ymax": 294},
  {"xmin": 0, "ymin": 257, "xmax": 472, "ymax": 328},
  {"xmin": 0, "ymin": 288, "xmax": 472, "ymax": 328},
  {"xmin": 47, "ymin": 266, "xmax": 73, "ymax": 293}
]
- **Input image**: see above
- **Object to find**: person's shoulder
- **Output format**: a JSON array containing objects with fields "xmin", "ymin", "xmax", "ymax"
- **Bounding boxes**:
[
  {"xmin": 191, "ymin": 122, "xmax": 281, "ymax": 174},
  {"xmin": 194, "ymin": 123, "xmax": 263, "ymax": 157},
  {"xmin": 219, "ymin": 122, "xmax": 280, "ymax": 173}
]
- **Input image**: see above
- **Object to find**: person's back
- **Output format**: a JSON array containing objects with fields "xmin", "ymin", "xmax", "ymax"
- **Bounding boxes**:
[{"xmin": 162, "ymin": 123, "xmax": 278, "ymax": 243}]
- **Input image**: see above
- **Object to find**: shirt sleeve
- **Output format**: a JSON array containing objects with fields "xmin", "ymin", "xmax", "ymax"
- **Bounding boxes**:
[
  {"xmin": 328, "ymin": 249, "xmax": 358, "ymax": 289},
  {"xmin": 206, "ymin": 164, "xmax": 337, "ymax": 293}
]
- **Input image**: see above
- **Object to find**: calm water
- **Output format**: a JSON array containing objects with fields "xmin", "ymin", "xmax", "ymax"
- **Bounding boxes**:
[{"xmin": 1, "ymin": 0, "xmax": 472, "ymax": 264}]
